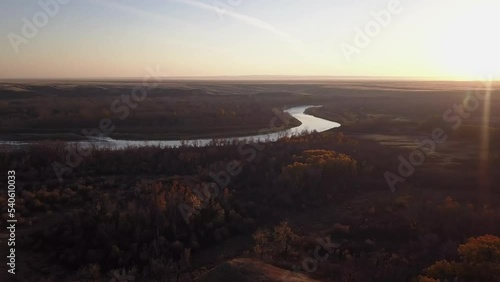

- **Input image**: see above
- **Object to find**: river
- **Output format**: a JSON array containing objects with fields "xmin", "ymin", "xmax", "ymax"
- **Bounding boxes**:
[{"xmin": 0, "ymin": 105, "xmax": 341, "ymax": 150}]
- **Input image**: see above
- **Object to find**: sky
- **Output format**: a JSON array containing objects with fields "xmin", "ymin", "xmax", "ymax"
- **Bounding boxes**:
[{"xmin": 0, "ymin": 0, "xmax": 499, "ymax": 80}]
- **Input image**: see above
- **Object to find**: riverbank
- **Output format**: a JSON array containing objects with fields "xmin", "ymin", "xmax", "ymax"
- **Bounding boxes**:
[{"xmin": 0, "ymin": 122, "xmax": 301, "ymax": 142}]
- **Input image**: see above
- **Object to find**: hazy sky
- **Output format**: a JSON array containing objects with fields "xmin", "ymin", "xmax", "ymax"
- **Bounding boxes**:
[{"xmin": 1, "ymin": 0, "xmax": 499, "ymax": 79}]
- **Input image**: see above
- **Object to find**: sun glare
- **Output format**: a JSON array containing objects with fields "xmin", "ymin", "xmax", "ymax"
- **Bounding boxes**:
[{"xmin": 434, "ymin": 2, "xmax": 500, "ymax": 80}]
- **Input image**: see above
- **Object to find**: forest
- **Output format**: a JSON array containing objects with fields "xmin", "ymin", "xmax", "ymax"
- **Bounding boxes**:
[{"xmin": 0, "ymin": 81, "xmax": 499, "ymax": 281}]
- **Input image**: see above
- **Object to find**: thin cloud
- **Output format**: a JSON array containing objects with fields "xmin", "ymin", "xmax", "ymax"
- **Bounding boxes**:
[
  {"xmin": 172, "ymin": 0, "xmax": 302, "ymax": 48},
  {"xmin": 91, "ymin": 0, "xmax": 303, "ymax": 51},
  {"xmin": 91, "ymin": 0, "xmax": 182, "ymax": 25}
]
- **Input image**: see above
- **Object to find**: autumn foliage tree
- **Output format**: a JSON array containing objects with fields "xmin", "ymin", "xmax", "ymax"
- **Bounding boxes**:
[
  {"xmin": 253, "ymin": 221, "xmax": 298, "ymax": 261},
  {"xmin": 420, "ymin": 235, "xmax": 500, "ymax": 281},
  {"xmin": 277, "ymin": 150, "xmax": 358, "ymax": 205}
]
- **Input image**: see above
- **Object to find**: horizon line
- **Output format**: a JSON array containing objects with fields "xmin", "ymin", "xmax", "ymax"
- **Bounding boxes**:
[{"xmin": 0, "ymin": 75, "xmax": 493, "ymax": 82}]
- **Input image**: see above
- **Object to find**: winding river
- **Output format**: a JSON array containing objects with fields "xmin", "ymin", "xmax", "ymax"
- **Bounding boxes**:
[{"xmin": 0, "ymin": 105, "xmax": 341, "ymax": 150}]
